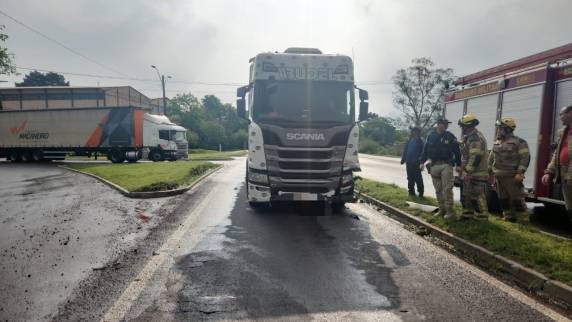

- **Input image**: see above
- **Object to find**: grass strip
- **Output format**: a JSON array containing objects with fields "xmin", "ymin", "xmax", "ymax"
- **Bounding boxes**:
[
  {"xmin": 64, "ymin": 161, "xmax": 218, "ymax": 192},
  {"xmin": 356, "ymin": 178, "xmax": 572, "ymax": 286},
  {"xmin": 188, "ymin": 149, "xmax": 246, "ymax": 161}
]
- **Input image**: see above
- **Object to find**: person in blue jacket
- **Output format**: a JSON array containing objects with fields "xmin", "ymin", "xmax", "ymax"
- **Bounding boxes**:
[{"xmin": 401, "ymin": 127, "xmax": 424, "ymax": 197}]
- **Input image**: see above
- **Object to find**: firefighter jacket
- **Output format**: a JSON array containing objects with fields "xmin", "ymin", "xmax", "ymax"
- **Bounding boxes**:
[
  {"xmin": 460, "ymin": 129, "xmax": 488, "ymax": 180},
  {"xmin": 488, "ymin": 133, "xmax": 530, "ymax": 177},
  {"xmin": 545, "ymin": 126, "xmax": 572, "ymax": 182}
]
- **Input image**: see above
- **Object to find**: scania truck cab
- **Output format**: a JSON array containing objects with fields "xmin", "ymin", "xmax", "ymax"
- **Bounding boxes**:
[{"xmin": 237, "ymin": 47, "xmax": 369, "ymax": 208}]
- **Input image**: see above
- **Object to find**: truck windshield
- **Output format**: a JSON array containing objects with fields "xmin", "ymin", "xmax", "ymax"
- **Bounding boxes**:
[
  {"xmin": 172, "ymin": 131, "xmax": 186, "ymax": 141},
  {"xmin": 252, "ymin": 80, "xmax": 354, "ymax": 125}
]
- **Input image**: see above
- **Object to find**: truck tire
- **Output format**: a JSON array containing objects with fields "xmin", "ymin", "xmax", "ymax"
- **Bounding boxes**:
[
  {"xmin": 149, "ymin": 150, "xmax": 163, "ymax": 162},
  {"xmin": 9, "ymin": 150, "xmax": 21, "ymax": 163},
  {"xmin": 109, "ymin": 149, "xmax": 125, "ymax": 163},
  {"xmin": 20, "ymin": 151, "xmax": 32, "ymax": 163},
  {"xmin": 332, "ymin": 201, "xmax": 346, "ymax": 212},
  {"xmin": 32, "ymin": 150, "xmax": 44, "ymax": 162},
  {"xmin": 249, "ymin": 201, "xmax": 270, "ymax": 209}
]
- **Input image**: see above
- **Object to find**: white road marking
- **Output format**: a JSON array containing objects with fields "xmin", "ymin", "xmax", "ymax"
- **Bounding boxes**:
[{"xmin": 100, "ymin": 175, "xmax": 223, "ymax": 322}]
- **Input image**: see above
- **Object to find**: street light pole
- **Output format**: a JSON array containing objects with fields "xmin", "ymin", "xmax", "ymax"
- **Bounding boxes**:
[
  {"xmin": 161, "ymin": 75, "xmax": 167, "ymax": 115},
  {"xmin": 151, "ymin": 65, "xmax": 170, "ymax": 115}
]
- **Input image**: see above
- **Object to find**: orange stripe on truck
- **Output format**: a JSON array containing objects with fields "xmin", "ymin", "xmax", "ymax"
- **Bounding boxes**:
[
  {"xmin": 133, "ymin": 109, "xmax": 145, "ymax": 147},
  {"xmin": 85, "ymin": 113, "xmax": 109, "ymax": 147}
]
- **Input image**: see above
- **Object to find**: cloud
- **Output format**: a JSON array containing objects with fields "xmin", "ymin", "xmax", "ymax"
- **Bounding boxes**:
[{"xmin": 2, "ymin": 0, "xmax": 572, "ymax": 117}]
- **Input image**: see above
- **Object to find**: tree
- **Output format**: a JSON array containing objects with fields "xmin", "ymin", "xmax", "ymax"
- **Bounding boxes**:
[
  {"xmin": 16, "ymin": 71, "xmax": 70, "ymax": 87},
  {"xmin": 0, "ymin": 25, "xmax": 16, "ymax": 75},
  {"xmin": 360, "ymin": 116, "xmax": 397, "ymax": 146},
  {"xmin": 392, "ymin": 57, "xmax": 453, "ymax": 132}
]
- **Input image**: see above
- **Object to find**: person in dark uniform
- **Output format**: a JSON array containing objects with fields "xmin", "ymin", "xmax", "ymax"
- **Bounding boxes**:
[
  {"xmin": 401, "ymin": 127, "xmax": 424, "ymax": 197},
  {"xmin": 420, "ymin": 118, "xmax": 461, "ymax": 219}
]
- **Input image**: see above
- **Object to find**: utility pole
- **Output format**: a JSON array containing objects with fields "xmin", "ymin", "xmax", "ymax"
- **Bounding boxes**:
[
  {"xmin": 161, "ymin": 75, "xmax": 167, "ymax": 115},
  {"xmin": 151, "ymin": 65, "xmax": 171, "ymax": 115}
]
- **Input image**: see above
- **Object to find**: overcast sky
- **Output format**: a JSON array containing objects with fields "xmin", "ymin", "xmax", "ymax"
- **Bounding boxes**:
[{"xmin": 1, "ymin": 0, "xmax": 572, "ymax": 117}]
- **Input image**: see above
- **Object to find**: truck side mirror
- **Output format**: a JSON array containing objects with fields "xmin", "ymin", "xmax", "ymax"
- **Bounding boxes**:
[
  {"xmin": 359, "ymin": 102, "xmax": 369, "ymax": 122},
  {"xmin": 359, "ymin": 89, "xmax": 369, "ymax": 101},
  {"xmin": 237, "ymin": 98, "xmax": 246, "ymax": 119},
  {"xmin": 237, "ymin": 86, "xmax": 248, "ymax": 98}
]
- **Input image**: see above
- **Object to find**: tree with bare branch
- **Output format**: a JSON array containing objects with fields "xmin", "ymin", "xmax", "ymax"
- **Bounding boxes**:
[{"xmin": 392, "ymin": 57, "xmax": 453, "ymax": 132}]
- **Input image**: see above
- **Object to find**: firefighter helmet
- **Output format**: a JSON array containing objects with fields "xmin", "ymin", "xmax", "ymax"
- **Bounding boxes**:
[
  {"xmin": 458, "ymin": 113, "xmax": 479, "ymax": 127},
  {"xmin": 496, "ymin": 117, "xmax": 516, "ymax": 130}
]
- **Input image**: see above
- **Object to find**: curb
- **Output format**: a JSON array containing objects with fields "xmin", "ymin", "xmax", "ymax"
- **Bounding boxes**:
[
  {"xmin": 60, "ymin": 164, "xmax": 222, "ymax": 199},
  {"xmin": 355, "ymin": 190, "xmax": 572, "ymax": 312}
]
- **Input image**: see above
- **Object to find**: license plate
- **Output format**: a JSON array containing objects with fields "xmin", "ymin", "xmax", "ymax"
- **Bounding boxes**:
[{"xmin": 292, "ymin": 193, "xmax": 318, "ymax": 201}]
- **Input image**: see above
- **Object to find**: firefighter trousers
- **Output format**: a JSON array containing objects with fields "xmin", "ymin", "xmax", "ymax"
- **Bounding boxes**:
[
  {"xmin": 461, "ymin": 178, "xmax": 486, "ymax": 218},
  {"xmin": 495, "ymin": 176, "xmax": 526, "ymax": 220},
  {"xmin": 430, "ymin": 163, "xmax": 455, "ymax": 216}
]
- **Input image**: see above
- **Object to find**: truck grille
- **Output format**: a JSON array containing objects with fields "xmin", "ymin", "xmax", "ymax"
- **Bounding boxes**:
[
  {"xmin": 264, "ymin": 145, "xmax": 345, "ymax": 192},
  {"xmin": 176, "ymin": 142, "xmax": 188, "ymax": 159}
]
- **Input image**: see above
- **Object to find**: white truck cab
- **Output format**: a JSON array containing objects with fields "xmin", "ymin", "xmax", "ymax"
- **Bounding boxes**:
[
  {"xmin": 143, "ymin": 114, "xmax": 188, "ymax": 161},
  {"xmin": 237, "ymin": 48, "xmax": 369, "ymax": 208}
]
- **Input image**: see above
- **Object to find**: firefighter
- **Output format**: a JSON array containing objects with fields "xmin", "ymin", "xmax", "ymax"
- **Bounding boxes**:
[
  {"xmin": 488, "ymin": 117, "xmax": 530, "ymax": 222},
  {"xmin": 542, "ymin": 105, "xmax": 572, "ymax": 217},
  {"xmin": 420, "ymin": 117, "xmax": 461, "ymax": 219},
  {"xmin": 458, "ymin": 113, "xmax": 488, "ymax": 220}
]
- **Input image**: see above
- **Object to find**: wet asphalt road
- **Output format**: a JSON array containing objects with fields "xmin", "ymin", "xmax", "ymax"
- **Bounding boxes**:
[
  {"xmin": 1, "ymin": 158, "xmax": 569, "ymax": 321},
  {"xmin": 0, "ymin": 161, "xmax": 178, "ymax": 321},
  {"xmin": 359, "ymin": 154, "xmax": 460, "ymax": 200}
]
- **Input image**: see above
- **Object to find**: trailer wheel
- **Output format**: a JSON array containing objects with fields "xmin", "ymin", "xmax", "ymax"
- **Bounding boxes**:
[
  {"xmin": 109, "ymin": 149, "xmax": 125, "ymax": 163},
  {"xmin": 149, "ymin": 150, "xmax": 163, "ymax": 162},
  {"xmin": 19, "ymin": 150, "xmax": 32, "ymax": 163},
  {"xmin": 9, "ymin": 150, "xmax": 21, "ymax": 163},
  {"xmin": 32, "ymin": 150, "xmax": 44, "ymax": 162}
]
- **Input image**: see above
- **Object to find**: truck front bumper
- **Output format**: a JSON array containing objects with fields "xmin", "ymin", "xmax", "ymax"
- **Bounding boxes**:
[{"xmin": 247, "ymin": 181, "xmax": 355, "ymax": 203}]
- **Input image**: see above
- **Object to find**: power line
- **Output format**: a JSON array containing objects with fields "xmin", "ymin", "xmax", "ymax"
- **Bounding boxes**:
[
  {"xmin": 15, "ymin": 66, "xmax": 156, "ymax": 82},
  {"xmin": 0, "ymin": 8, "xmax": 131, "ymax": 78},
  {"xmin": 14, "ymin": 66, "xmax": 242, "ymax": 86}
]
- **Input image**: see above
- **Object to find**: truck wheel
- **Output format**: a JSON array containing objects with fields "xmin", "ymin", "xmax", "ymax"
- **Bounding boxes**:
[
  {"xmin": 20, "ymin": 151, "xmax": 32, "ymax": 163},
  {"xmin": 32, "ymin": 150, "xmax": 44, "ymax": 162},
  {"xmin": 249, "ymin": 201, "xmax": 270, "ymax": 209},
  {"xmin": 109, "ymin": 149, "xmax": 125, "ymax": 163},
  {"xmin": 9, "ymin": 150, "xmax": 21, "ymax": 163},
  {"xmin": 332, "ymin": 202, "xmax": 346, "ymax": 212},
  {"xmin": 149, "ymin": 150, "xmax": 163, "ymax": 162}
]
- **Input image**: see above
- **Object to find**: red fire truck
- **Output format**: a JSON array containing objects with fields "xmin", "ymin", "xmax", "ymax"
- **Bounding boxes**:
[{"xmin": 443, "ymin": 42, "xmax": 572, "ymax": 208}]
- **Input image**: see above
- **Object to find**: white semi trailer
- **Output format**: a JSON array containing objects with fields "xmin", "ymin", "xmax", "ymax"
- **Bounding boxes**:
[
  {"xmin": 0, "ymin": 107, "xmax": 188, "ymax": 163},
  {"xmin": 236, "ymin": 47, "xmax": 369, "ymax": 208}
]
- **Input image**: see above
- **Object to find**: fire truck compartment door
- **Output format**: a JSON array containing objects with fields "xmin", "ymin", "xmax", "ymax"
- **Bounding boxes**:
[
  {"xmin": 444, "ymin": 100, "xmax": 464, "ymax": 140},
  {"xmin": 466, "ymin": 94, "xmax": 499, "ymax": 146},
  {"xmin": 500, "ymin": 84, "xmax": 544, "ymax": 189},
  {"xmin": 555, "ymin": 79, "xmax": 572, "ymax": 142}
]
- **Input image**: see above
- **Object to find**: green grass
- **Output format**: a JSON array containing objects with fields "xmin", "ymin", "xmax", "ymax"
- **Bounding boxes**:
[
  {"xmin": 356, "ymin": 178, "xmax": 572, "ymax": 286},
  {"xmin": 188, "ymin": 149, "xmax": 246, "ymax": 161},
  {"xmin": 63, "ymin": 161, "xmax": 219, "ymax": 192}
]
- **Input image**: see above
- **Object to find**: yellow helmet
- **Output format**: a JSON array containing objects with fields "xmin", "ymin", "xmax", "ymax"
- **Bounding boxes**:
[
  {"xmin": 458, "ymin": 113, "xmax": 479, "ymax": 127},
  {"xmin": 496, "ymin": 117, "xmax": 516, "ymax": 130}
]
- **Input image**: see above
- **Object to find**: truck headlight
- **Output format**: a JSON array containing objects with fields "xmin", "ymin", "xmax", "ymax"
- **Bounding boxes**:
[
  {"xmin": 248, "ymin": 170, "xmax": 269, "ymax": 185},
  {"xmin": 341, "ymin": 173, "xmax": 353, "ymax": 186}
]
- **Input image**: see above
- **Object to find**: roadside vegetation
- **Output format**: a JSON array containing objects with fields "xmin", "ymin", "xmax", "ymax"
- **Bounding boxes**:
[
  {"xmin": 356, "ymin": 178, "xmax": 572, "ymax": 286},
  {"xmin": 63, "ymin": 161, "xmax": 218, "ymax": 192},
  {"xmin": 188, "ymin": 149, "xmax": 246, "ymax": 161}
]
